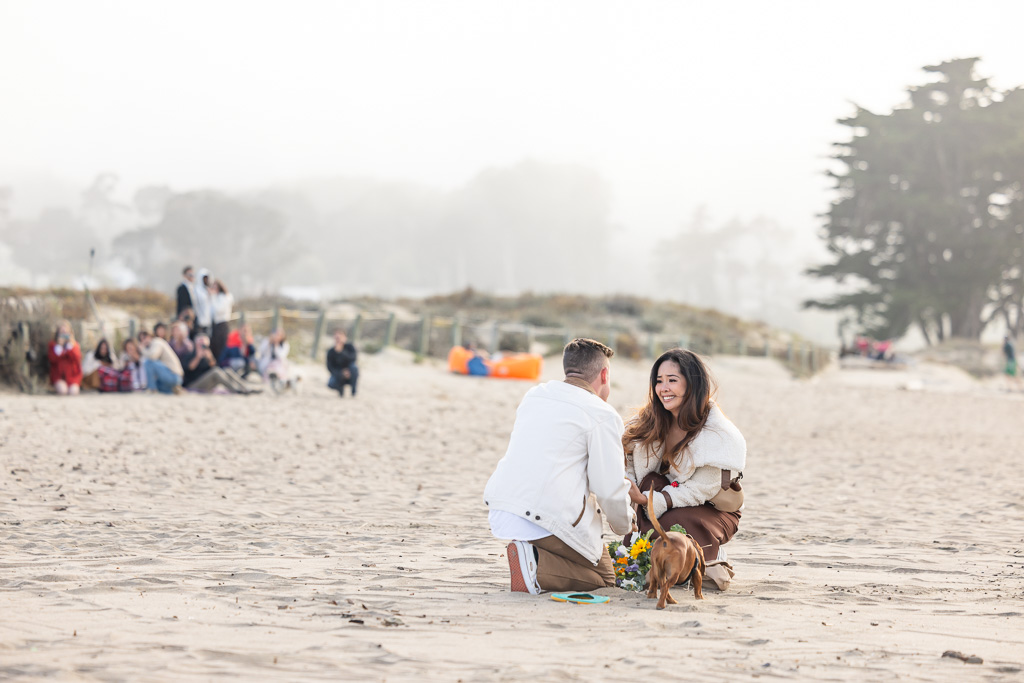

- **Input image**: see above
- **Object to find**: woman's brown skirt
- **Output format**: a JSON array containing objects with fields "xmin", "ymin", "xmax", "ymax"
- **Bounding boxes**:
[{"xmin": 627, "ymin": 473, "xmax": 741, "ymax": 562}]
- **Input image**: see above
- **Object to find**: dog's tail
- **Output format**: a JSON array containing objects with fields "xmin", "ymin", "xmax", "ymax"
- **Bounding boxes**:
[{"xmin": 646, "ymin": 484, "xmax": 669, "ymax": 543}]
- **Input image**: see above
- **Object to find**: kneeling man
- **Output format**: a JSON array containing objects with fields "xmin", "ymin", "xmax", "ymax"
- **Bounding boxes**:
[{"xmin": 484, "ymin": 338, "xmax": 636, "ymax": 594}]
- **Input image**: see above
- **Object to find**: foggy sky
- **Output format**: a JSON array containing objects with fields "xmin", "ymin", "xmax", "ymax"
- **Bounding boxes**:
[{"xmin": 3, "ymin": 0, "xmax": 1024, "ymax": 250}]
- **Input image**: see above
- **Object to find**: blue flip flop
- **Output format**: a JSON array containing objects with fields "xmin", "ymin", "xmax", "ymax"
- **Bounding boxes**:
[{"xmin": 550, "ymin": 592, "xmax": 610, "ymax": 604}]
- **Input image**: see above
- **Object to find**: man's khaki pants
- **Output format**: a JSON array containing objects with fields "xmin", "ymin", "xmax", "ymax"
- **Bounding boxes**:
[{"xmin": 532, "ymin": 535, "xmax": 616, "ymax": 592}]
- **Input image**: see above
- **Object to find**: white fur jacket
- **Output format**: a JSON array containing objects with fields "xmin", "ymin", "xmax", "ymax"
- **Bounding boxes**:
[{"xmin": 625, "ymin": 403, "xmax": 746, "ymax": 518}]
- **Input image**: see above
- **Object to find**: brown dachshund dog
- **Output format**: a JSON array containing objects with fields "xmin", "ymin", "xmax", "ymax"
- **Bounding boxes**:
[{"xmin": 646, "ymin": 485, "xmax": 706, "ymax": 608}]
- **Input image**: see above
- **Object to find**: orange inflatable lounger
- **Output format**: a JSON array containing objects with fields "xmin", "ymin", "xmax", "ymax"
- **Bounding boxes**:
[
  {"xmin": 447, "ymin": 346, "xmax": 542, "ymax": 380},
  {"xmin": 488, "ymin": 353, "xmax": 542, "ymax": 380},
  {"xmin": 448, "ymin": 346, "xmax": 472, "ymax": 374}
]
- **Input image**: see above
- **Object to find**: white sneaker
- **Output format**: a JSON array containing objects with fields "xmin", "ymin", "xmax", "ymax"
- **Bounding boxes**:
[{"xmin": 507, "ymin": 541, "xmax": 541, "ymax": 594}]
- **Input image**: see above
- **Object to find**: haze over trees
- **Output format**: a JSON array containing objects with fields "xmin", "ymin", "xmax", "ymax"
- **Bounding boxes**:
[
  {"xmin": 21, "ymin": 51, "xmax": 1021, "ymax": 350},
  {"xmin": 807, "ymin": 58, "xmax": 1024, "ymax": 342}
]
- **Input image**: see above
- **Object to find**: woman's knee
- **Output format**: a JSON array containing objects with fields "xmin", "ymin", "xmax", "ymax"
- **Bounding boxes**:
[{"xmin": 54, "ymin": 380, "xmax": 68, "ymax": 395}]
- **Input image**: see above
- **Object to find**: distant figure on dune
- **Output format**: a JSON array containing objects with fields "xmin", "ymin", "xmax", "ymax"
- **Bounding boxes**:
[
  {"xmin": 623, "ymin": 348, "xmax": 745, "ymax": 591},
  {"xmin": 327, "ymin": 330, "xmax": 359, "ymax": 397},
  {"xmin": 48, "ymin": 320, "xmax": 82, "ymax": 396},
  {"xmin": 484, "ymin": 338, "xmax": 635, "ymax": 594}
]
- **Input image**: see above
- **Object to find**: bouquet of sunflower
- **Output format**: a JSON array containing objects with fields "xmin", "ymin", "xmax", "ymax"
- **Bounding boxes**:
[{"xmin": 608, "ymin": 525, "xmax": 687, "ymax": 591}]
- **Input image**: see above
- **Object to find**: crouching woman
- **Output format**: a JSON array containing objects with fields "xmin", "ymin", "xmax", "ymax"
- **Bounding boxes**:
[{"xmin": 623, "ymin": 348, "xmax": 746, "ymax": 589}]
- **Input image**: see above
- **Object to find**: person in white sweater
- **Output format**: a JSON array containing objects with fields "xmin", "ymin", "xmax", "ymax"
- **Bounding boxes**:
[
  {"xmin": 623, "ymin": 348, "xmax": 745, "ymax": 575},
  {"xmin": 484, "ymin": 338, "xmax": 637, "ymax": 594}
]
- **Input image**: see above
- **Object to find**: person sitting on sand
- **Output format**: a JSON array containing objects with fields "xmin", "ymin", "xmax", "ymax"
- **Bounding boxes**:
[
  {"xmin": 138, "ymin": 330, "xmax": 184, "ymax": 394},
  {"xmin": 326, "ymin": 330, "xmax": 358, "ymax": 397},
  {"xmin": 169, "ymin": 321, "xmax": 194, "ymax": 358},
  {"xmin": 623, "ymin": 348, "xmax": 745, "ymax": 590},
  {"xmin": 180, "ymin": 333, "xmax": 254, "ymax": 394},
  {"xmin": 219, "ymin": 323, "xmax": 256, "ymax": 378},
  {"xmin": 483, "ymin": 338, "xmax": 636, "ymax": 594},
  {"xmin": 258, "ymin": 328, "xmax": 292, "ymax": 390},
  {"xmin": 81, "ymin": 338, "xmax": 121, "ymax": 391},
  {"xmin": 177, "ymin": 307, "xmax": 197, "ymax": 339},
  {"xmin": 47, "ymin": 320, "xmax": 82, "ymax": 396},
  {"xmin": 120, "ymin": 339, "xmax": 146, "ymax": 391}
]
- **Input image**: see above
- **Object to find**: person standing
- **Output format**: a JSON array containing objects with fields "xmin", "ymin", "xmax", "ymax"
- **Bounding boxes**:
[
  {"xmin": 176, "ymin": 266, "xmax": 197, "ymax": 319},
  {"xmin": 193, "ymin": 269, "xmax": 214, "ymax": 339},
  {"xmin": 483, "ymin": 338, "xmax": 636, "ymax": 594},
  {"xmin": 209, "ymin": 278, "xmax": 234, "ymax": 363},
  {"xmin": 326, "ymin": 330, "xmax": 359, "ymax": 397}
]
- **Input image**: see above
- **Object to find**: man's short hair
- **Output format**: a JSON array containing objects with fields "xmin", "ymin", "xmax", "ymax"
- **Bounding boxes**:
[
  {"xmin": 183, "ymin": 265, "xmax": 194, "ymax": 275},
  {"xmin": 562, "ymin": 338, "xmax": 614, "ymax": 381}
]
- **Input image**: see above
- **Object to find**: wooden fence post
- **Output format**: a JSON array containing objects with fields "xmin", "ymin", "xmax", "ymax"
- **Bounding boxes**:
[
  {"xmin": 489, "ymin": 322, "xmax": 499, "ymax": 354},
  {"xmin": 452, "ymin": 316, "xmax": 462, "ymax": 349},
  {"xmin": 385, "ymin": 313, "xmax": 398, "ymax": 348},
  {"xmin": 129, "ymin": 318, "xmax": 137, "ymax": 341},
  {"xmin": 310, "ymin": 309, "xmax": 326, "ymax": 359},
  {"xmin": 418, "ymin": 316, "xmax": 431, "ymax": 356},
  {"xmin": 16, "ymin": 322, "xmax": 34, "ymax": 394},
  {"xmin": 271, "ymin": 306, "xmax": 281, "ymax": 332},
  {"xmin": 349, "ymin": 313, "xmax": 363, "ymax": 344}
]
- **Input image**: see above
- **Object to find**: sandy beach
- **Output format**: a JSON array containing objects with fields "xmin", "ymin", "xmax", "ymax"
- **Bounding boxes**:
[{"xmin": 1, "ymin": 351, "xmax": 1023, "ymax": 681}]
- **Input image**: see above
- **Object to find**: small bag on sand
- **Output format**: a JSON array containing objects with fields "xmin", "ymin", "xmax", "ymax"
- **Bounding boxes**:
[
  {"xmin": 703, "ymin": 561, "xmax": 735, "ymax": 591},
  {"xmin": 708, "ymin": 470, "xmax": 743, "ymax": 512}
]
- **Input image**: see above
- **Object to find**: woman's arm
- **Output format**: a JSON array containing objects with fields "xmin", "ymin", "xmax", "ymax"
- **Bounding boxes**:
[{"xmin": 648, "ymin": 465, "xmax": 723, "ymax": 518}]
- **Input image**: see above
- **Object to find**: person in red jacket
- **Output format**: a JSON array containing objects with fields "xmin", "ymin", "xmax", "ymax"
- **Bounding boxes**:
[{"xmin": 48, "ymin": 320, "xmax": 83, "ymax": 395}]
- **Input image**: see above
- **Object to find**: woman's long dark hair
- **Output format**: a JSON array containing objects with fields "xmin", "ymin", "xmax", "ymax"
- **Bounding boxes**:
[
  {"xmin": 622, "ymin": 348, "xmax": 716, "ymax": 469},
  {"xmin": 94, "ymin": 338, "xmax": 113, "ymax": 364}
]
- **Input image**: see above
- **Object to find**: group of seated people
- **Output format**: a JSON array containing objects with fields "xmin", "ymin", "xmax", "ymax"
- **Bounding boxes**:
[{"xmin": 47, "ymin": 317, "xmax": 295, "ymax": 396}]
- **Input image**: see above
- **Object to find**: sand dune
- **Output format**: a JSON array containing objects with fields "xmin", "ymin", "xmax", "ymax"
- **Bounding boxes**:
[{"xmin": 1, "ymin": 352, "xmax": 1022, "ymax": 680}]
